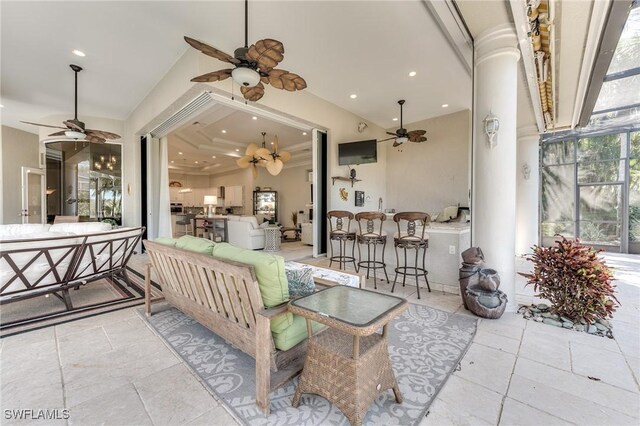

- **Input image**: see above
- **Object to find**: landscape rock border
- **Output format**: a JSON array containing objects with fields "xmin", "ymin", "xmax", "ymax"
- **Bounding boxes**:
[{"xmin": 518, "ymin": 303, "xmax": 614, "ymax": 338}]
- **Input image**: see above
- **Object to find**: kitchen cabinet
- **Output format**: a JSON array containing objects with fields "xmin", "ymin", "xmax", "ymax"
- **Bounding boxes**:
[{"xmin": 224, "ymin": 185, "xmax": 243, "ymax": 207}]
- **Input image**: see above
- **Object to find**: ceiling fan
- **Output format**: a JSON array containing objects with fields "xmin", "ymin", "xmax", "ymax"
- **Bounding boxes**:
[
  {"xmin": 184, "ymin": 0, "xmax": 307, "ymax": 102},
  {"xmin": 257, "ymin": 134, "xmax": 291, "ymax": 176},
  {"xmin": 21, "ymin": 64, "xmax": 121, "ymax": 143},
  {"xmin": 236, "ymin": 132, "xmax": 268, "ymax": 178},
  {"xmin": 379, "ymin": 100, "xmax": 427, "ymax": 147}
]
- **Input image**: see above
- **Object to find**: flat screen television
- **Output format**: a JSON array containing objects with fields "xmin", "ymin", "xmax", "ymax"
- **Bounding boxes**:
[{"xmin": 338, "ymin": 140, "xmax": 377, "ymax": 166}]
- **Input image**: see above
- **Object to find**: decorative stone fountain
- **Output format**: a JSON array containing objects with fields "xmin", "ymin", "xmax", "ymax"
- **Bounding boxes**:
[{"xmin": 459, "ymin": 247, "xmax": 508, "ymax": 319}]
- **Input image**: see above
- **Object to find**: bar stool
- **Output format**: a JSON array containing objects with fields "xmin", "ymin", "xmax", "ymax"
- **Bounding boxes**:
[
  {"xmin": 327, "ymin": 210, "xmax": 357, "ymax": 270},
  {"xmin": 175, "ymin": 213, "xmax": 195, "ymax": 237},
  {"xmin": 355, "ymin": 212, "xmax": 389, "ymax": 288},
  {"xmin": 392, "ymin": 212, "xmax": 431, "ymax": 299}
]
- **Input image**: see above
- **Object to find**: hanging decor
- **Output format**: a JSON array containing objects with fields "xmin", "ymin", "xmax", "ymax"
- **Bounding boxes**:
[{"xmin": 257, "ymin": 135, "xmax": 291, "ymax": 176}]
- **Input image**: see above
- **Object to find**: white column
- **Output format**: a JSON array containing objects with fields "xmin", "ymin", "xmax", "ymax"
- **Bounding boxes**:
[
  {"xmin": 472, "ymin": 24, "xmax": 521, "ymax": 312},
  {"xmin": 516, "ymin": 126, "xmax": 540, "ymax": 255}
]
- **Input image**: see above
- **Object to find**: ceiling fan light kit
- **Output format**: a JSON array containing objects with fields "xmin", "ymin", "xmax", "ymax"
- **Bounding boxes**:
[{"xmin": 184, "ymin": 0, "xmax": 306, "ymax": 102}]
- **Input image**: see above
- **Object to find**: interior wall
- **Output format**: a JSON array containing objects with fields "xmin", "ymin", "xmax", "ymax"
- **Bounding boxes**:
[
  {"xmin": 385, "ymin": 110, "xmax": 471, "ymax": 216},
  {"xmin": 1, "ymin": 126, "xmax": 40, "ymax": 224}
]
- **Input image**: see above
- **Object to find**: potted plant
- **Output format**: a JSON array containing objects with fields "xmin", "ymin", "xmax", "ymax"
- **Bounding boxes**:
[
  {"xmin": 291, "ymin": 211, "xmax": 298, "ymax": 228},
  {"xmin": 520, "ymin": 236, "xmax": 618, "ymax": 324}
]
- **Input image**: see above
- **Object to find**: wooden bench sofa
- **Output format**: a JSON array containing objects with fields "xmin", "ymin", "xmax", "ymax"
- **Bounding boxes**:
[
  {"xmin": 0, "ymin": 226, "xmax": 145, "ymax": 310},
  {"xmin": 143, "ymin": 239, "xmax": 363, "ymax": 415}
]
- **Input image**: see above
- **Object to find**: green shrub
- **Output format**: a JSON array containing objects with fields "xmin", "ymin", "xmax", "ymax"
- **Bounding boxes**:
[{"xmin": 520, "ymin": 236, "xmax": 618, "ymax": 323}]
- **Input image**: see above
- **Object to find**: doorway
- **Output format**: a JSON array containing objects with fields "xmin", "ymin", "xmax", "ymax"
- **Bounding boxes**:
[{"xmin": 21, "ymin": 167, "xmax": 45, "ymax": 224}]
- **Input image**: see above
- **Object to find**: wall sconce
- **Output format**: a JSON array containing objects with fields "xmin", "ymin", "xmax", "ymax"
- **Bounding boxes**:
[{"xmin": 483, "ymin": 111, "xmax": 500, "ymax": 148}]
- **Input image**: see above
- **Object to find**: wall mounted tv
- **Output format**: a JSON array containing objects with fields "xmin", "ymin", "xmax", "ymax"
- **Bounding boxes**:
[{"xmin": 338, "ymin": 140, "xmax": 377, "ymax": 166}]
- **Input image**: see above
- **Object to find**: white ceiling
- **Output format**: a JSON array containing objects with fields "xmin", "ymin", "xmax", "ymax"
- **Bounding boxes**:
[
  {"xmin": 1, "ymin": 0, "xmax": 471, "ymax": 134},
  {"xmin": 168, "ymin": 103, "xmax": 312, "ymax": 174}
]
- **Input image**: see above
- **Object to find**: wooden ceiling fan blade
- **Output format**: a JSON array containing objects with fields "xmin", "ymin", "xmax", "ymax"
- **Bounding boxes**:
[
  {"xmin": 386, "ymin": 132, "xmax": 398, "ymax": 137},
  {"xmin": 279, "ymin": 151, "xmax": 291, "ymax": 163},
  {"xmin": 410, "ymin": 136, "xmax": 427, "ymax": 143},
  {"xmin": 266, "ymin": 159, "xmax": 283, "ymax": 176},
  {"xmin": 21, "ymin": 121, "xmax": 67, "ymax": 129},
  {"xmin": 245, "ymin": 143, "xmax": 259, "ymax": 156},
  {"xmin": 246, "ymin": 39, "xmax": 284, "ymax": 72},
  {"xmin": 407, "ymin": 129, "xmax": 426, "ymax": 137},
  {"xmin": 240, "ymin": 82, "xmax": 265, "ymax": 102},
  {"xmin": 378, "ymin": 137, "xmax": 395, "ymax": 142},
  {"xmin": 236, "ymin": 156, "xmax": 251, "ymax": 168},
  {"xmin": 267, "ymin": 69, "xmax": 307, "ymax": 91},
  {"xmin": 256, "ymin": 147, "xmax": 272, "ymax": 160},
  {"xmin": 184, "ymin": 36, "xmax": 239, "ymax": 64},
  {"xmin": 86, "ymin": 129, "xmax": 121, "ymax": 140},
  {"xmin": 86, "ymin": 135, "xmax": 105, "ymax": 143},
  {"xmin": 63, "ymin": 120, "xmax": 85, "ymax": 131},
  {"xmin": 190, "ymin": 69, "xmax": 233, "ymax": 83},
  {"xmin": 257, "ymin": 158, "xmax": 267, "ymax": 167}
]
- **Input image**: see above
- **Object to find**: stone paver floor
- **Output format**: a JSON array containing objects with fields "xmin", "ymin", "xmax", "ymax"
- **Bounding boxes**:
[{"xmin": 1, "ymin": 254, "xmax": 638, "ymax": 425}]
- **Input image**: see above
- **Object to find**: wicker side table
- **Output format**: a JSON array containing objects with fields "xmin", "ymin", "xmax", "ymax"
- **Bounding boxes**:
[
  {"xmin": 289, "ymin": 286, "xmax": 408, "ymax": 426},
  {"xmin": 263, "ymin": 226, "xmax": 281, "ymax": 252}
]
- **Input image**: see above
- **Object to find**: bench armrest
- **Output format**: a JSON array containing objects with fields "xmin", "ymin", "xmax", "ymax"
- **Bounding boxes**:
[{"xmin": 256, "ymin": 302, "xmax": 290, "ymax": 320}]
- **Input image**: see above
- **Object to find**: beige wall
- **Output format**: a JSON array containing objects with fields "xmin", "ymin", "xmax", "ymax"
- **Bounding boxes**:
[
  {"xmin": 1, "ymin": 126, "xmax": 40, "ymax": 224},
  {"xmin": 386, "ymin": 110, "xmax": 471, "ymax": 215}
]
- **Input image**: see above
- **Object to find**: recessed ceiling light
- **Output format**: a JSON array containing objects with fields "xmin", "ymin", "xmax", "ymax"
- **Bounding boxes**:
[
  {"xmin": 178, "ymin": 151, "xmax": 183, "ymax": 155},
  {"xmin": 212, "ymin": 155, "xmax": 216, "ymax": 159},
  {"xmin": 392, "ymin": 118, "xmax": 398, "ymax": 121},
  {"xmin": 252, "ymin": 116, "xmax": 257, "ymax": 120},
  {"xmin": 0, "ymin": 104, "xmax": 4, "ymax": 108},
  {"xmin": 194, "ymin": 161, "xmax": 199, "ymax": 164},
  {"xmin": 221, "ymin": 129, "xmax": 227, "ymax": 134},
  {"xmin": 72, "ymin": 49, "xmax": 86, "ymax": 57},
  {"xmin": 170, "ymin": 160, "xmax": 174, "ymax": 163},
  {"xmin": 441, "ymin": 104, "xmax": 449, "ymax": 108},
  {"xmin": 302, "ymin": 132, "xmax": 307, "ymax": 136},
  {"xmin": 235, "ymin": 149, "xmax": 240, "ymax": 152},
  {"xmin": 271, "ymin": 142, "xmax": 274, "ymax": 145},
  {"xmin": 408, "ymin": 71, "xmax": 417, "ymax": 77},
  {"xmin": 350, "ymin": 94, "xmax": 357, "ymax": 99}
]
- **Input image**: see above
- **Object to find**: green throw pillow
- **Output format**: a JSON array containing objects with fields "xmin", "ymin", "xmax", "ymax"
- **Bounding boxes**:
[{"xmin": 175, "ymin": 235, "xmax": 215, "ymax": 255}]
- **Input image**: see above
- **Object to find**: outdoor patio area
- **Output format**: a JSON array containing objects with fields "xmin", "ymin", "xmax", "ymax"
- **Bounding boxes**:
[{"xmin": 1, "ymin": 253, "xmax": 637, "ymax": 425}]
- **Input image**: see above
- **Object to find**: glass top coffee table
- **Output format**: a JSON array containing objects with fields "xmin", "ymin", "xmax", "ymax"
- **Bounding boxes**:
[{"xmin": 289, "ymin": 286, "xmax": 408, "ymax": 426}]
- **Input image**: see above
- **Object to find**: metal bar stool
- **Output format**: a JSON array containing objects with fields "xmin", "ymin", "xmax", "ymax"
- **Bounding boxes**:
[
  {"xmin": 355, "ymin": 212, "xmax": 389, "ymax": 288},
  {"xmin": 175, "ymin": 213, "xmax": 195, "ymax": 237},
  {"xmin": 391, "ymin": 212, "xmax": 431, "ymax": 299},
  {"xmin": 327, "ymin": 210, "xmax": 357, "ymax": 270}
]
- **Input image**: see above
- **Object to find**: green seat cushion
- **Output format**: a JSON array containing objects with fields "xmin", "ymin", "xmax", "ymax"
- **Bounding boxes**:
[
  {"xmin": 272, "ymin": 315, "xmax": 324, "ymax": 351},
  {"xmin": 175, "ymin": 235, "xmax": 215, "ymax": 255},
  {"xmin": 154, "ymin": 237, "xmax": 177, "ymax": 247},
  {"xmin": 211, "ymin": 243, "xmax": 292, "ymax": 333}
]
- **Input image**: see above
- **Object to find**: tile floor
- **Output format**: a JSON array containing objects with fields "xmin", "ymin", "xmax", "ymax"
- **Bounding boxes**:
[{"xmin": 1, "ymin": 254, "xmax": 638, "ymax": 425}]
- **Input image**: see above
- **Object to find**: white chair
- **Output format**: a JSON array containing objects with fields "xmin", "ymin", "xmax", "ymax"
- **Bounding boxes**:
[{"xmin": 226, "ymin": 216, "xmax": 266, "ymax": 250}]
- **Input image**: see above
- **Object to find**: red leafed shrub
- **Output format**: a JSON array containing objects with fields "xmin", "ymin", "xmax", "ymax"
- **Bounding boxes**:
[{"xmin": 520, "ymin": 236, "xmax": 618, "ymax": 323}]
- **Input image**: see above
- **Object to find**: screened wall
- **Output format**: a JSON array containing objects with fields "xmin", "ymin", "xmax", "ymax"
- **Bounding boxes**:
[{"xmin": 541, "ymin": 130, "xmax": 640, "ymax": 253}]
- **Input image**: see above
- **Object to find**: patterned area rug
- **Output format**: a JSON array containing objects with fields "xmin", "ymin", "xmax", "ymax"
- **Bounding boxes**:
[{"xmin": 143, "ymin": 303, "xmax": 477, "ymax": 425}]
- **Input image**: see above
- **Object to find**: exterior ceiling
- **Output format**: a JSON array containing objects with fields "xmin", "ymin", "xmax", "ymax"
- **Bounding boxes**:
[
  {"xmin": 1, "ymin": 0, "xmax": 471, "ymax": 134},
  {"xmin": 168, "ymin": 103, "xmax": 311, "ymax": 175}
]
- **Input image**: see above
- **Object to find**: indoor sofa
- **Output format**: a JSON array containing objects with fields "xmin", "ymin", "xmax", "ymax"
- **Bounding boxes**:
[{"xmin": 226, "ymin": 215, "xmax": 266, "ymax": 250}]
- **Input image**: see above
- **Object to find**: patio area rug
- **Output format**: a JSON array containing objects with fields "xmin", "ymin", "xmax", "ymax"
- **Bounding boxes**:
[{"xmin": 142, "ymin": 303, "xmax": 477, "ymax": 425}]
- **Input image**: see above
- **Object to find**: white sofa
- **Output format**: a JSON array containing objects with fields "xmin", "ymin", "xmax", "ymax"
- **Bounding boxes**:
[
  {"xmin": 226, "ymin": 215, "xmax": 266, "ymax": 250},
  {"xmin": 0, "ymin": 223, "xmax": 144, "ymax": 311}
]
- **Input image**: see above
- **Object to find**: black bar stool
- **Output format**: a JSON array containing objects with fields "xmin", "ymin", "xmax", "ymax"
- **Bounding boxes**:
[
  {"xmin": 327, "ymin": 210, "xmax": 357, "ymax": 270},
  {"xmin": 355, "ymin": 212, "xmax": 389, "ymax": 288},
  {"xmin": 392, "ymin": 212, "xmax": 431, "ymax": 299},
  {"xmin": 175, "ymin": 213, "xmax": 195, "ymax": 237}
]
